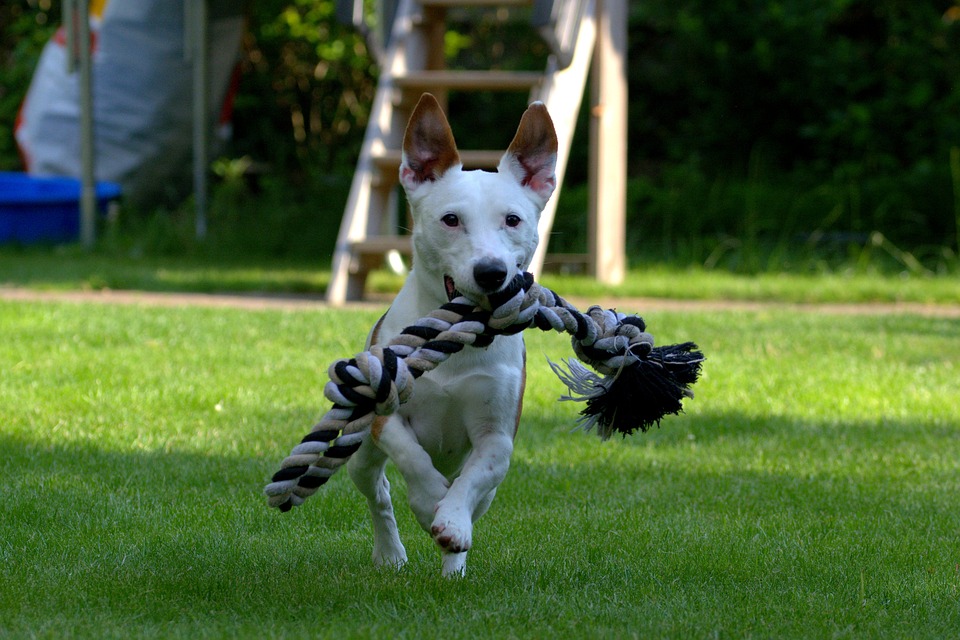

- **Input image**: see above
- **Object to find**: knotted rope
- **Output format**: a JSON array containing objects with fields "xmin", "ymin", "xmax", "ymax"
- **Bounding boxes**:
[{"xmin": 265, "ymin": 272, "xmax": 704, "ymax": 512}]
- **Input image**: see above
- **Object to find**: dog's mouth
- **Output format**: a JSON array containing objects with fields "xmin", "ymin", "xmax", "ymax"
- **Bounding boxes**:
[{"xmin": 443, "ymin": 274, "xmax": 462, "ymax": 302}]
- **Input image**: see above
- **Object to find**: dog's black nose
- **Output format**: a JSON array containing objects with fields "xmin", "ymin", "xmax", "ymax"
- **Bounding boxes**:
[{"xmin": 473, "ymin": 259, "xmax": 508, "ymax": 291}]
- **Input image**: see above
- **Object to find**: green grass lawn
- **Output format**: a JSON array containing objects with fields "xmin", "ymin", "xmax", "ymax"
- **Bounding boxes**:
[
  {"xmin": 2, "ymin": 247, "xmax": 959, "ymax": 305},
  {"xmin": 2, "ymin": 296, "xmax": 958, "ymax": 638}
]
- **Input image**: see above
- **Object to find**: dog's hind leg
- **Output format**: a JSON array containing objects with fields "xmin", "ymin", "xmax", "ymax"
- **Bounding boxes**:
[{"xmin": 347, "ymin": 438, "xmax": 407, "ymax": 569}]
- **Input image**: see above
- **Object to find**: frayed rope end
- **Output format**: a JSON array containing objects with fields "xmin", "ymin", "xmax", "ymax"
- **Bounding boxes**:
[{"xmin": 549, "ymin": 341, "xmax": 704, "ymax": 440}]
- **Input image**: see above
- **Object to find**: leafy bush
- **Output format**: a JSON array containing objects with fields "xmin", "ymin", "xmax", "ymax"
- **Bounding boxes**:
[
  {"xmin": 229, "ymin": 0, "xmax": 378, "ymax": 176},
  {"xmin": 3, "ymin": 1, "xmax": 959, "ymax": 267},
  {"xmin": 0, "ymin": 1, "xmax": 59, "ymax": 172},
  {"xmin": 628, "ymin": 1, "xmax": 960, "ymax": 172},
  {"xmin": 625, "ymin": 0, "xmax": 960, "ymax": 255}
]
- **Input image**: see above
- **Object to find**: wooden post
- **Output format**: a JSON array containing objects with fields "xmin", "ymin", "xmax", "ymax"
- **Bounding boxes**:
[{"xmin": 587, "ymin": 0, "xmax": 627, "ymax": 283}]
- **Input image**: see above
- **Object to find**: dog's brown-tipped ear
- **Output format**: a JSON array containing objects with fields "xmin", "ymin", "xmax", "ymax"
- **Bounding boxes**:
[
  {"xmin": 499, "ymin": 101, "xmax": 559, "ymax": 203},
  {"xmin": 399, "ymin": 93, "xmax": 462, "ymax": 190}
]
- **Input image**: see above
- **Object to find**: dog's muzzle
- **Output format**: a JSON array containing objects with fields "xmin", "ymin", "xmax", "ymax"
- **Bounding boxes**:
[
  {"xmin": 444, "ymin": 259, "xmax": 511, "ymax": 303},
  {"xmin": 473, "ymin": 259, "xmax": 508, "ymax": 292}
]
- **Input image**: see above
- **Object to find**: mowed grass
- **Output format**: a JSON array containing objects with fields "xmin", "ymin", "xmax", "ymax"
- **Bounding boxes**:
[
  {"xmin": 2, "ymin": 247, "xmax": 959, "ymax": 304},
  {"xmin": 1, "ymin": 298, "xmax": 959, "ymax": 638}
]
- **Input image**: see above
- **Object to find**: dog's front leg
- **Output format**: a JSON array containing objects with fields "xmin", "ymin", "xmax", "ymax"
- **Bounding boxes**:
[
  {"xmin": 373, "ymin": 416, "xmax": 451, "ymax": 532},
  {"xmin": 431, "ymin": 429, "xmax": 514, "ymax": 560}
]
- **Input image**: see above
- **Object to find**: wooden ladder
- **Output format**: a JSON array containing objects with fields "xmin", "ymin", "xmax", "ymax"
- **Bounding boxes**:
[{"xmin": 327, "ymin": 0, "xmax": 624, "ymax": 304}]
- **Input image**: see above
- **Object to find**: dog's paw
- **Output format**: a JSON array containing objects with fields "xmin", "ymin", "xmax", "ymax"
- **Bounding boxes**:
[
  {"xmin": 441, "ymin": 551, "xmax": 467, "ymax": 578},
  {"xmin": 372, "ymin": 544, "xmax": 408, "ymax": 570},
  {"xmin": 431, "ymin": 508, "xmax": 473, "ymax": 553}
]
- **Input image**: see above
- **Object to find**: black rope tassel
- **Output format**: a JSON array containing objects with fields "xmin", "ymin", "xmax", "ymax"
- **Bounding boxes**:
[{"xmin": 551, "ymin": 341, "xmax": 703, "ymax": 439}]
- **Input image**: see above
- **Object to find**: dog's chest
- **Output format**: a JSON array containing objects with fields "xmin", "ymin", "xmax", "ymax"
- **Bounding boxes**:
[
  {"xmin": 404, "ymin": 341, "xmax": 522, "ymax": 413},
  {"xmin": 398, "ymin": 338, "xmax": 524, "ymax": 472}
]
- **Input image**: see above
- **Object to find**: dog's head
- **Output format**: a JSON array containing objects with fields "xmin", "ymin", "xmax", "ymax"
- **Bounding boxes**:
[{"xmin": 399, "ymin": 93, "xmax": 558, "ymax": 303}]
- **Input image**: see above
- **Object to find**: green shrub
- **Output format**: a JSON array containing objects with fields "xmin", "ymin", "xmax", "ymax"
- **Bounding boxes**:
[
  {"xmin": 3, "ymin": 1, "xmax": 959, "ymax": 266},
  {"xmin": 625, "ymin": 1, "xmax": 960, "ymax": 255},
  {"xmin": 229, "ymin": 0, "xmax": 378, "ymax": 177},
  {"xmin": 0, "ymin": 1, "xmax": 59, "ymax": 172}
]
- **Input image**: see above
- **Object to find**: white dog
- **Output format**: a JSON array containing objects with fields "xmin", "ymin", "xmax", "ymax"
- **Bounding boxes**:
[{"xmin": 346, "ymin": 93, "xmax": 558, "ymax": 576}]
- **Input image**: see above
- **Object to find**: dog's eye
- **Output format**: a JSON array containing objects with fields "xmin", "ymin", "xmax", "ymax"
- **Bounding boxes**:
[
  {"xmin": 441, "ymin": 213, "xmax": 460, "ymax": 228},
  {"xmin": 505, "ymin": 214, "xmax": 521, "ymax": 228}
]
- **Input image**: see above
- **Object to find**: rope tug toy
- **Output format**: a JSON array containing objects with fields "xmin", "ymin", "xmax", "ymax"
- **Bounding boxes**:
[{"xmin": 265, "ymin": 272, "xmax": 704, "ymax": 512}]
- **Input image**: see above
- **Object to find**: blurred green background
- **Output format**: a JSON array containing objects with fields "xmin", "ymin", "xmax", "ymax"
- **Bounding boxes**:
[{"xmin": 2, "ymin": 0, "xmax": 959, "ymax": 275}]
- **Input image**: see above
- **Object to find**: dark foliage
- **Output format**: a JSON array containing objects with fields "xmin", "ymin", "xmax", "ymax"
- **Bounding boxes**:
[
  {"xmin": 627, "ymin": 1, "xmax": 960, "ymax": 174},
  {"xmin": 2, "ymin": 1, "xmax": 959, "ymax": 263}
]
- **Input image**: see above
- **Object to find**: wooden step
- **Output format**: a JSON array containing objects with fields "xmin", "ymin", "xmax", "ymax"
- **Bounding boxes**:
[
  {"xmin": 350, "ymin": 235, "xmax": 412, "ymax": 258},
  {"xmin": 349, "ymin": 237, "xmax": 413, "ymax": 280},
  {"xmin": 332, "ymin": 236, "xmax": 413, "ymax": 302},
  {"xmin": 395, "ymin": 70, "xmax": 542, "ymax": 92},
  {"xmin": 373, "ymin": 149, "xmax": 504, "ymax": 171}
]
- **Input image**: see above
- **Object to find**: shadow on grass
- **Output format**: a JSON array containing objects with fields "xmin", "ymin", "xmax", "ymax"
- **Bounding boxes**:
[
  {"xmin": 1, "ymin": 431, "xmax": 374, "ymax": 627},
  {"xmin": 2, "ymin": 408, "xmax": 958, "ymax": 636}
]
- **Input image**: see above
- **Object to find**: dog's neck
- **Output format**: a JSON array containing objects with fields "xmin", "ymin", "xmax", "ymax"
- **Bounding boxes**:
[{"xmin": 397, "ymin": 265, "xmax": 451, "ymax": 317}]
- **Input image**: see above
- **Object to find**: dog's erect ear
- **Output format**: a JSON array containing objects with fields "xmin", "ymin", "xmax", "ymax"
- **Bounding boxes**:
[
  {"xmin": 400, "ymin": 93, "xmax": 462, "ymax": 191},
  {"xmin": 499, "ymin": 101, "xmax": 558, "ymax": 203}
]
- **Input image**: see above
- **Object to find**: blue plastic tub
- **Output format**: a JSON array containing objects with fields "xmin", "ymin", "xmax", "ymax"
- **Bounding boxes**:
[{"xmin": 0, "ymin": 172, "xmax": 122, "ymax": 244}]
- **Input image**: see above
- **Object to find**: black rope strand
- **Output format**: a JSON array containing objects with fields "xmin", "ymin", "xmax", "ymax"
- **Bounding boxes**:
[{"xmin": 264, "ymin": 272, "xmax": 704, "ymax": 512}]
